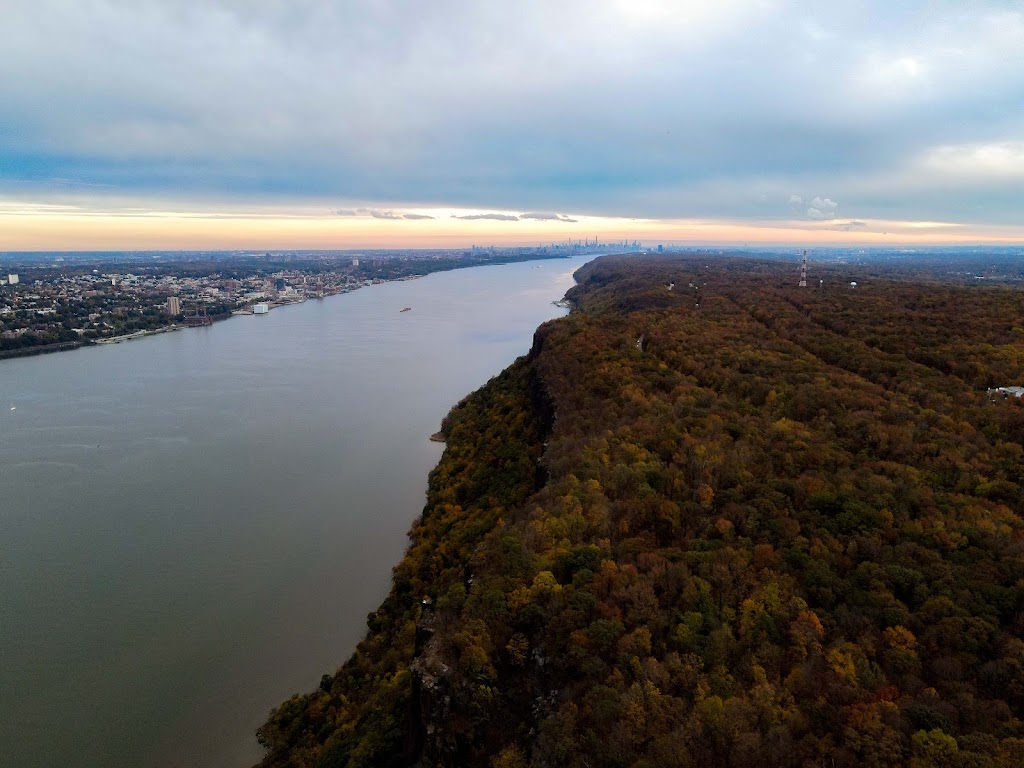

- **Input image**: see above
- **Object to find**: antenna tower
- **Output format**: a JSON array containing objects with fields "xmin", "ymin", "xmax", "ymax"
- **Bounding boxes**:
[{"xmin": 799, "ymin": 250, "xmax": 808, "ymax": 287}]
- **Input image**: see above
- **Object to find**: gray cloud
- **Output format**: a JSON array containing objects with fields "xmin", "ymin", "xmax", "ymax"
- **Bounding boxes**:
[
  {"xmin": 834, "ymin": 220, "xmax": 868, "ymax": 231},
  {"xmin": 1, "ymin": 1, "xmax": 1023, "ymax": 226},
  {"xmin": 452, "ymin": 213, "xmax": 520, "ymax": 221},
  {"xmin": 520, "ymin": 212, "xmax": 578, "ymax": 222},
  {"xmin": 806, "ymin": 196, "xmax": 839, "ymax": 220},
  {"xmin": 792, "ymin": 195, "xmax": 840, "ymax": 220},
  {"xmin": 337, "ymin": 208, "xmax": 433, "ymax": 219}
]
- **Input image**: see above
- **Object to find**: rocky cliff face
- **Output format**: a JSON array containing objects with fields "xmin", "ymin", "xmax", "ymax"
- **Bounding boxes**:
[{"xmin": 256, "ymin": 350, "xmax": 553, "ymax": 768}]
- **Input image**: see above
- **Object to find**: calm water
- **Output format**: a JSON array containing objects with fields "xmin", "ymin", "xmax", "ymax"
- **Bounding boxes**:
[{"xmin": 0, "ymin": 256, "xmax": 589, "ymax": 768}]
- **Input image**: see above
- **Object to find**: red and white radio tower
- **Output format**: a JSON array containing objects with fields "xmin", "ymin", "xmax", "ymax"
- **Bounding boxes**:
[{"xmin": 799, "ymin": 250, "xmax": 808, "ymax": 287}]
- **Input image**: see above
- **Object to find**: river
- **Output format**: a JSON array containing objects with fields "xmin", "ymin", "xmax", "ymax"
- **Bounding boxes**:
[{"xmin": 0, "ymin": 255, "xmax": 590, "ymax": 768}]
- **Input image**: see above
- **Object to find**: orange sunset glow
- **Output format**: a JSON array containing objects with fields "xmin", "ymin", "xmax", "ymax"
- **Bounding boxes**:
[{"xmin": 3, "ymin": 205, "xmax": 1021, "ymax": 252}]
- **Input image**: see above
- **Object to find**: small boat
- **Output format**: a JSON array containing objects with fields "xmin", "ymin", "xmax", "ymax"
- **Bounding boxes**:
[{"xmin": 400, "ymin": 307, "xmax": 412, "ymax": 312}]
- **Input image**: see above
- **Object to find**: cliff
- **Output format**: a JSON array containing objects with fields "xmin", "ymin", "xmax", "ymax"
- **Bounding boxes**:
[{"xmin": 256, "ymin": 254, "xmax": 1024, "ymax": 768}]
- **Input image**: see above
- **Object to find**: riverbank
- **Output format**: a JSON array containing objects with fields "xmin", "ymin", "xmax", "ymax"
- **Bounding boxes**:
[
  {"xmin": 1, "ymin": 324, "xmax": 187, "ymax": 357},
  {"xmin": 0, "ymin": 339, "xmax": 92, "ymax": 360},
  {"xmin": 94, "ymin": 324, "xmax": 184, "ymax": 344}
]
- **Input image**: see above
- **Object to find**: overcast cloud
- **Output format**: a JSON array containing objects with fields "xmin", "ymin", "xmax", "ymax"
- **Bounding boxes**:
[
  {"xmin": 1, "ymin": 0, "xmax": 1022, "ymax": 227},
  {"xmin": 453, "ymin": 213, "xmax": 521, "ymax": 222}
]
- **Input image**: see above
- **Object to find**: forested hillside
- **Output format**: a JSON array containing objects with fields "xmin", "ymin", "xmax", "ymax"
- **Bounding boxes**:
[{"xmin": 256, "ymin": 254, "xmax": 1024, "ymax": 768}]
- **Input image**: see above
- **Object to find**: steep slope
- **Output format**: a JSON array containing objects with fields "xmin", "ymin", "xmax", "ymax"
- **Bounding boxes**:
[{"xmin": 257, "ymin": 254, "xmax": 1024, "ymax": 768}]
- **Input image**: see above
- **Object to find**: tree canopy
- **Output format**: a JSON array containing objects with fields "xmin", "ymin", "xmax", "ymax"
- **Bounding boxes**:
[{"xmin": 257, "ymin": 254, "xmax": 1024, "ymax": 768}]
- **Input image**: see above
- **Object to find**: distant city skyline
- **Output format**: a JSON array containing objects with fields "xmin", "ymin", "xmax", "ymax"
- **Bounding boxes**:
[{"xmin": 2, "ymin": 1, "xmax": 1022, "ymax": 249}]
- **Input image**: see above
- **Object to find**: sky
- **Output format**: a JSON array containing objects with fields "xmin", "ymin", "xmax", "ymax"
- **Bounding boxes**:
[{"xmin": 1, "ymin": 0, "xmax": 1023, "ymax": 250}]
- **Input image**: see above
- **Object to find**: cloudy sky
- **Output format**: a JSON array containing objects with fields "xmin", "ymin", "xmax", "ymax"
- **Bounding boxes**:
[{"xmin": 1, "ymin": 0, "xmax": 1023, "ymax": 249}]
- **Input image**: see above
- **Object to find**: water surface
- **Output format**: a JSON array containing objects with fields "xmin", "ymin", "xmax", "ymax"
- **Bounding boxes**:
[{"xmin": 0, "ymin": 256, "xmax": 589, "ymax": 768}]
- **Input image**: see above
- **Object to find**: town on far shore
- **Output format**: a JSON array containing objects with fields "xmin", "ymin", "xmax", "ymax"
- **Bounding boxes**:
[{"xmin": 0, "ymin": 241, "xmax": 635, "ymax": 359}]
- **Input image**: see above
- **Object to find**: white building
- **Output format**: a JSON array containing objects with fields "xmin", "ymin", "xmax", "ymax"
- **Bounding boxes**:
[
  {"xmin": 253, "ymin": 303, "xmax": 269, "ymax": 315},
  {"xmin": 7, "ymin": 274, "xmax": 18, "ymax": 285},
  {"xmin": 990, "ymin": 386, "xmax": 1024, "ymax": 399}
]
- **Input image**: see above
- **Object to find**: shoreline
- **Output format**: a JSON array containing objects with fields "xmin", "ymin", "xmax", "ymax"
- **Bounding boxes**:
[
  {"xmin": 94, "ymin": 324, "xmax": 185, "ymax": 344},
  {"xmin": 0, "ymin": 339, "xmax": 92, "ymax": 360}
]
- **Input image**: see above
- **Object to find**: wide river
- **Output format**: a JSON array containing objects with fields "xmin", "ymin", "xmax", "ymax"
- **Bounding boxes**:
[{"xmin": 0, "ymin": 255, "xmax": 590, "ymax": 768}]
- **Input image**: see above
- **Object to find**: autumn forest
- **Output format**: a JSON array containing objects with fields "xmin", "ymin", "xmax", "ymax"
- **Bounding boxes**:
[{"xmin": 256, "ymin": 253, "xmax": 1024, "ymax": 768}]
